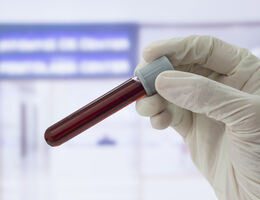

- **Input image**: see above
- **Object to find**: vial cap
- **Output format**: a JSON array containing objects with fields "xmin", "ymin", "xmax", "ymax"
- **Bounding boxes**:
[{"xmin": 135, "ymin": 56, "xmax": 174, "ymax": 96}]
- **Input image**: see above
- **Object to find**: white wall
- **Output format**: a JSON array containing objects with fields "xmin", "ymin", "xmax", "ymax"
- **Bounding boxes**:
[{"xmin": 0, "ymin": 0, "xmax": 260, "ymax": 23}]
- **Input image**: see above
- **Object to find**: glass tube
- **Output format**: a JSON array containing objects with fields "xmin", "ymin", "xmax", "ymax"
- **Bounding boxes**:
[{"xmin": 45, "ymin": 76, "xmax": 146, "ymax": 147}]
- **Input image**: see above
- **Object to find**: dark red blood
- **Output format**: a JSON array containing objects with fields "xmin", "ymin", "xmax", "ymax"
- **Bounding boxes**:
[{"xmin": 44, "ymin": 78, "xmax": 146, "ymax": 147}]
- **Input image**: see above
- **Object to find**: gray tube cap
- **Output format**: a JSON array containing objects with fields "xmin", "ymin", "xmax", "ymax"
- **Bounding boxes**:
[{"xmin": 135, "ymin": 56, "xmax": 174, "ymax": 96}]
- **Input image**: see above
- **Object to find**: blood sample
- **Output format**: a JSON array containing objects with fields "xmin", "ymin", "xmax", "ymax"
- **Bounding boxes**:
[
  {"xmin": 45, "ymin": 56, "xmax": 173, "ymax": 146},
  {"xmin": 45, "ymin": 77, "xmax": 145, "ymax": 146}
]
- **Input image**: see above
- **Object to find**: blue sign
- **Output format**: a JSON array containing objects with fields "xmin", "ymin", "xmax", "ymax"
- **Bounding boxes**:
[{"xmin": 0, "ymin": 24, "xmax": 138, "ymax": 79}]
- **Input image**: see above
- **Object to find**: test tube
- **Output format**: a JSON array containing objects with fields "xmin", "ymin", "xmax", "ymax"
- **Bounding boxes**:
[{"xmin": 45, "ymin": 56, "xmax": 173, "ymax": 146}]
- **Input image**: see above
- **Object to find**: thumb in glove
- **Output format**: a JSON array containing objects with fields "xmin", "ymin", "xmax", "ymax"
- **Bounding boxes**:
[{"xmin": 155, "ymin": 70, "xmax": 259, "ymax": 133}]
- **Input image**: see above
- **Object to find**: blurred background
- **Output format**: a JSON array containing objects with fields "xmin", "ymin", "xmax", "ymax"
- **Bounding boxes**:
[{"xmin": 1, "ymin": 0, "xmax": 260, "ymax": 199}]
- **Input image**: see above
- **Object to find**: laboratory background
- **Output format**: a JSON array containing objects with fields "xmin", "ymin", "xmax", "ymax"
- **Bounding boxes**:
[{"xmin": 1, "ymin": 0, "xmax": 260, "ymax": 200}]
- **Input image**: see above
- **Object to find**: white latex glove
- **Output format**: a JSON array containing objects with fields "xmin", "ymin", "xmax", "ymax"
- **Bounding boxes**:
[{"xmin": 136, "ymin": 35, "xmax": 260, "ymax": 200}]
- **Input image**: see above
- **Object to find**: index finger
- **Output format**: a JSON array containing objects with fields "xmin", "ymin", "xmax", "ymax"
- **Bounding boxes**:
[{"xmin": 142, "ymin": 35, "xmax": 248, "ymax": 75}]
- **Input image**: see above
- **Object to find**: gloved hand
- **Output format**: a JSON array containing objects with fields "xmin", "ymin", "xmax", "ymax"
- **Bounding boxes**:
[{"xmin": 135, "ymin": 35, "xmax": 260, "ymax": 200}]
